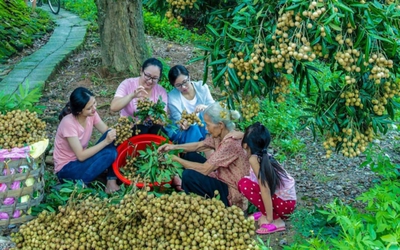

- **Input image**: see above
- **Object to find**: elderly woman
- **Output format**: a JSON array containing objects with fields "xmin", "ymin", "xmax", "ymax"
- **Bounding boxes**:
[
  {"xmin": 110, "ymin": 58, "xmax": 168, "ymax": 135},
  {"xmin": 158, "ymin": 102, "xmax": 250, "ymax": 210},
  {"xmin": 166, "ymin": 65, "xmax": 215, "ymax": 144}
]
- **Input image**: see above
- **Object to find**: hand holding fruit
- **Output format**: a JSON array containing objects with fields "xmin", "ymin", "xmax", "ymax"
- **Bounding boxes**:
[
  {"xmin": 195, "ymin": 104, "xmax": 207, "ymax": 113},
  {"xmin": 179, "ymin": 119, "xmax": 190, "ymax": 130},
  {"xmin": 106, "ymin": 129, "xmax": 117, "ymax": 144},
  {"xmin": 176, "ymin": 110, "xmax": 203, "ymax": 129},
  {"xmin": 158, "ymin": 144, "xmax": 175, "ymax": 153},
  {"xmin": 133, "ymin": 86, "xmax": 148, "ymax": 99}
]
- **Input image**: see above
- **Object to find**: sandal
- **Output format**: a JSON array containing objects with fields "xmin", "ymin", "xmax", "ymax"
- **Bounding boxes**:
[
  {"xmin": 256, "ymin": 223, "xmax": 286, "ymax": 235},
  {"xmin": 250, "ymin": 211, "xmax": 263, "ymax": 221}
]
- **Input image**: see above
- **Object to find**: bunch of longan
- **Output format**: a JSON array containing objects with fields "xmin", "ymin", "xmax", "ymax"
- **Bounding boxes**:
[
  {"xmin": 135, "ymin": 98, "xmax": 167, "ymax": 127},
  {"xmin": 136, "ymin": 99, "xmax": 154, "ymax": 113},
  {"xmin": 176, "ymin": 110, "xmax": 203, "ymax": 128},
  {"xmin": 114, "ymin": 116, "xmax": 132, "ymax": 145},
  {"xmin": 340, "ymin": 90, "xmax": 363, "ymax": 108},
  {"xmin": 273, "ymin": 76, "xmax": 291, "ymax": 103},
  {"xmin": 227, "ymin": 43, "xmax": 267, "ymax": 85},
  {"xmin": 0, "ymin": 110, "xmax": 46, "ymax": 149},
  {"xmin": 323, "ymin": 126, "xmax": 373, "ymax": 158},
  {"xmin": 165, "ymin": 0, "xmax": 196, "ymax": 24},
  {"xmin": 241, "ymin": 97, "xmax": 260, "ymax": 121},
  {"xmin": 122, "ymin": 154, "xmax": 139, "ymax": 180},
  {"xmin": 12, "ymin": 190, "xmax": 257, "ymax": 250}
]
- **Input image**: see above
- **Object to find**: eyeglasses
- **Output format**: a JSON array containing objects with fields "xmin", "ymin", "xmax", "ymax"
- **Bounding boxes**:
[
  {"xmin": 143, "ymin": 71, "xmax": 160, "ymax": 83},
  {"xmin": 175, "ymin": 77, "xmax": 190, "ymax": 89}
]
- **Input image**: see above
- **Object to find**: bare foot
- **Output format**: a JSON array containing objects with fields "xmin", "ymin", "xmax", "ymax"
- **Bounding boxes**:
[
  {"xmin": 258, "ymin": 215, "xmax": 268, "ymax": 226},
  {"xmin": 172, "ymin": 175, "xmax": 183, "ymax": 192},
  {"xmin": 272, "ymin": 218, "xmax": 285, "ymax": 228},
  {"xmin": 105, "ymin": 180, "xmax": 120, "ymax": 194}
]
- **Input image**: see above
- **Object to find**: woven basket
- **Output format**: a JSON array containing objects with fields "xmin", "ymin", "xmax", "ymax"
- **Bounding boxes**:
[{"xmin": 0, "ymin": 154, "xmax": 45, "ymax": 228}]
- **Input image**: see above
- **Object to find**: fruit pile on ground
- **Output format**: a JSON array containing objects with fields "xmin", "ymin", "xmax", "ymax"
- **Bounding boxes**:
[
  {"xmin": 0, "ymin": 110, "xmax": 46, "ymax": 149},
  {"xmin": 11, "ymin": 191, "xmax": 257, "ymax": 250}
]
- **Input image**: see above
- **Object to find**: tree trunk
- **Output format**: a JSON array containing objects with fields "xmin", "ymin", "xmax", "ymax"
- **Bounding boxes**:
[{"xmin": 95, "ymin": 0, "xmax": 148, "ymax": 73}]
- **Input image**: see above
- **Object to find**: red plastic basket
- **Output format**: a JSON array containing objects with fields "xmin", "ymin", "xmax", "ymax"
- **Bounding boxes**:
[{"xmin": 112, "ymin": 134, "xmax": 172, "ymax": 187}]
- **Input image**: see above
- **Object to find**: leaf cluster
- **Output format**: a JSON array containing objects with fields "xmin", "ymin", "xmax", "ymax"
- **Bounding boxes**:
[
  {"xmin": 0, "ymin": 83, "xmax": 45, "ymax": 114},
  {"xmin": 189, "ymin": 0, "xmax": 400, "ymax": 158},
  {"xmin": 123, "ymin": 141, "xmax": 183, "ymax": 184},
  {"xmin": 286, "ymin": 149, "xmax": 400, "ymax": 249},
  {"xmin": 133, "ymin": 96, "xmax": 169, "ymax": 125}
]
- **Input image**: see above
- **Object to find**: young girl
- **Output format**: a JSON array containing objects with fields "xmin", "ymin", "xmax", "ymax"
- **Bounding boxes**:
[
  {"xmin": 53, "ymin": 87, "xmax": 120, "ymax": 193},
  {"xmin": 238, "ymin": 122, "xmax": 296, "ymax": 234}
]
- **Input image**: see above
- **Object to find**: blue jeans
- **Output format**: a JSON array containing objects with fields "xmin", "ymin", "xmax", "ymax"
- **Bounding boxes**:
[{"xmin": 56, "ymin": 131, "xmax": 117, "ymax": 185}]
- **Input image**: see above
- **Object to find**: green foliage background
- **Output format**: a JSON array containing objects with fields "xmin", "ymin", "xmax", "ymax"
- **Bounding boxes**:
[{"xmin": 0, "ymin": 0, "xmax": 54, "ymax": 63}]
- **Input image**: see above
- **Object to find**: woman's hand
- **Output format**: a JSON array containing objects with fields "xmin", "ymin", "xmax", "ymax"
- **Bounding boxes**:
[
  {"xmin": 195, "ymin": 104, "xmax": 207, "ymax": 113},
  {"xmin": 179, "ymin": 119, "xmax": 190, "ymax": 130},
  {"xmin": 106, "ymin": 129, "xmax": 117, "ymax": 144},
  {"xmin": 230, "ymin": 130, "xmax": 244, "ymax": 140},
  {"xmin": 133, "ymin": 86, "xmax": 148, "ymax": 99},
  {"xmin": 158, "ymin": 144, "xmax": 175, "ymax": 153}
]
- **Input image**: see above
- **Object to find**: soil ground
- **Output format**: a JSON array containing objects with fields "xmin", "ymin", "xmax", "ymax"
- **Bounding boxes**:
[{"xmin": 1, "ymin": 29, "xmax": 400, "ymax": 249}]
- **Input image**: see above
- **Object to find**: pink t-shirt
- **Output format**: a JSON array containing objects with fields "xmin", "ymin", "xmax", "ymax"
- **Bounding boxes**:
[
  {"xmin": 114, "ymin": 77, "xmax": 168, "ymax": 117},
  {"xmin": 248, "ymin": 162, "xmax": 296, "ymax": 201},
  {"xmin": 53, "ymin": 113, "xmax": 101, "ymax": 173}
]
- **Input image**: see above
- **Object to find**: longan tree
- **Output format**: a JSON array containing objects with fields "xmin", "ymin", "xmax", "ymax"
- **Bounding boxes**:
[{"xmin": 192, "ymin": 0, "xmax": 399, "ymax": 158}]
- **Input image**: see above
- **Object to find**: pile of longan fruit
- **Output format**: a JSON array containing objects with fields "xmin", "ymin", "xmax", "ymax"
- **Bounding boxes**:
[
  {"xmin": 12, "ymin": 190, "xmax": 257, "ymax": 250},
  {"xmin": 0, "ymin": 110, "xmax": 46, "ymax": 149}
]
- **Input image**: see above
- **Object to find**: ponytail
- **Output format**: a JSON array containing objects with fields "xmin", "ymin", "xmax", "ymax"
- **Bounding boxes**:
[
  {"xmin": 58, "ymin": 102, "xmax": 72, "ymax": 121},
  {"xmin": 258, "ymin": 151, "xmax": 288, "ymax": 195}
]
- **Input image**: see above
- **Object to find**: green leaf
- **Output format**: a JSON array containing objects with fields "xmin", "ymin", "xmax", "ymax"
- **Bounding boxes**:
[
  {"xmin": 208, "ymin": 58, "xmax": 227, "ymax": 66},
  {"xmin": 206, "ymin": 24, "xmax": 220, "ymax": 37},
  {"xmin": 284, "ymin": 4, "xmax": 301, "ymax": 11},
  {"xmin": 212, "ymin": 66, "xmax": 227, "ymax": 83},
  {"xmin": 226, "ymin": 32, "xmax": 244, "ymax": 43},
  {"xmin": 227, "ymin": 67, "xmax": 239, "ymax": 91},
  {"xmin": 46, "ymin": 205, "xmax": 56, "ymax": 213},
  {"xmin": 328, "ymin": 23, "xmax": 342, "ymax": 31},
  {"xmin": 369, "ymin": 33, "xmax": 393, "ymax": 45},
  {"xmin": 354, "ymin": 28, "xmax": 366, "ymax": 47},
  {"xmin": 364, "ymin": 36, "xmax": 371, "ymax": 62},
  {"xmin": 381, "ymin": 234, "xmax": 398, "ymax": 244},
  {"xmin": 323, "ymin": 13, "xmax": 337, "ymax": 25},
  {"xmin": 59, "ymin": 188, "xmax": 74, "ymax": 193},
  {"xmin": 368, "ymin": 223, "xmax": 376, "ymax": 240},
  {"xmin": 188, "ymin": 55, "xmax": 206, "ymax": 64},
  {"xmin": 335, "ymin": 2, "xmax": 354, "ymax": 13}
]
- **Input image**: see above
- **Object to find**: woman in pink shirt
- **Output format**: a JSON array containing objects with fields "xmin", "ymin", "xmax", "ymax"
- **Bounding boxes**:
[
  {"xmin": 110, "ymin": 58, "xmax": 168, "ymax": 135},
  {"xmin": 54, "ymin": 87, "xmax": 120, "ymax": 193},
  {"xmin": 238, "ymin": 122, "xmax": 297, "ymax": 234}
]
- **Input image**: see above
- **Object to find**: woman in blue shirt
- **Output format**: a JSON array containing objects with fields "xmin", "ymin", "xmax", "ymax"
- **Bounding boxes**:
[{"xmin": 166, "ymin": 65, "xmax": 215, "ymax": 144}]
